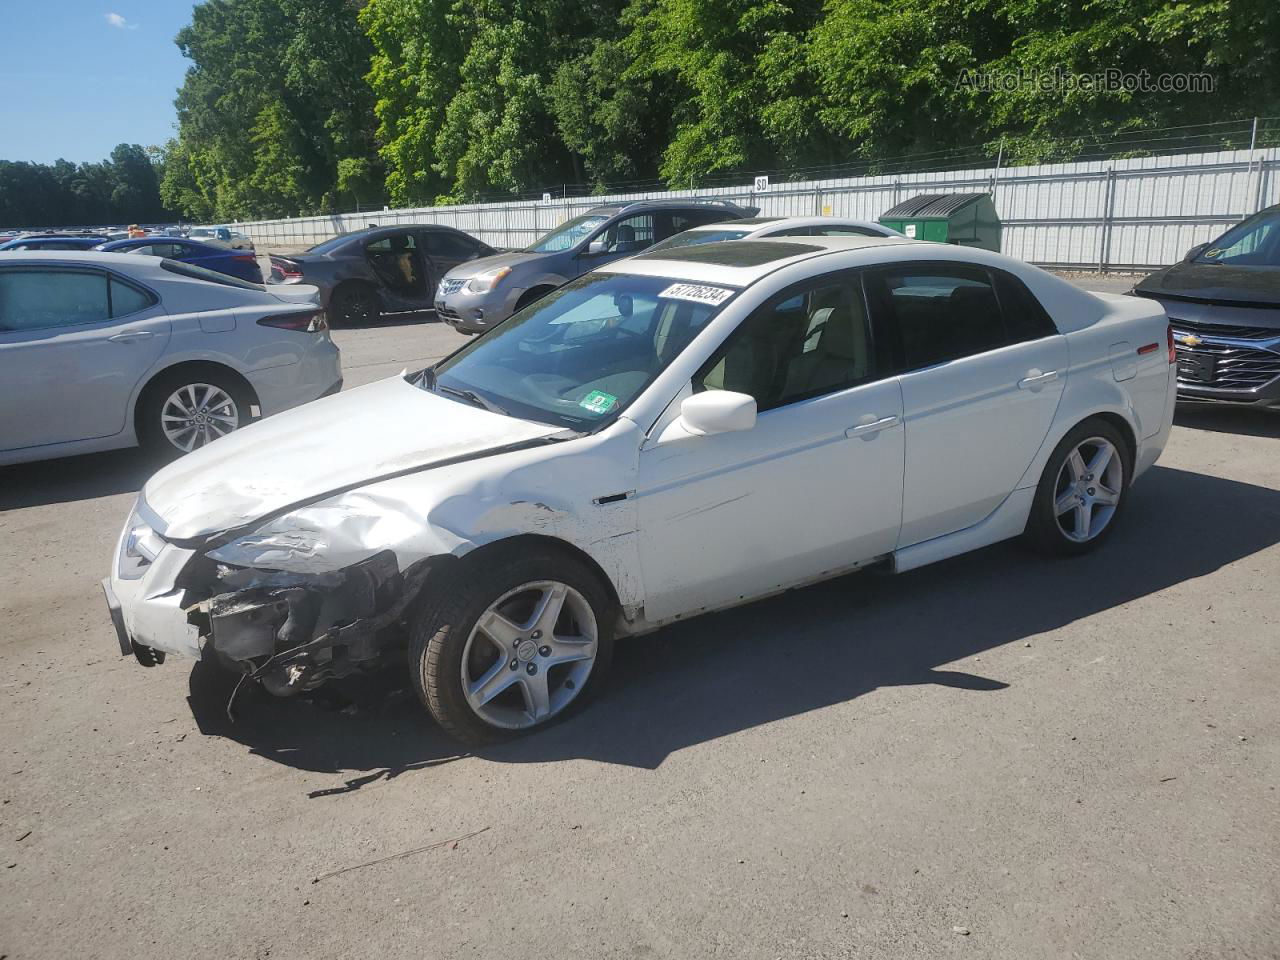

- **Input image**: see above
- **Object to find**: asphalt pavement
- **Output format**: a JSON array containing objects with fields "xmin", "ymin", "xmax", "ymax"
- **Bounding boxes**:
[{"xmin": 1, "ymin": 285, "xmax": 1277, "ymax": 960}]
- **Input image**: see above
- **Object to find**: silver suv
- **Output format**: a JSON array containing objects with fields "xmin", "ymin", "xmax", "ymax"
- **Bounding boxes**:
[{"xmin": 434, "ymin": 198, "xmax": 756, "ymax": 333}]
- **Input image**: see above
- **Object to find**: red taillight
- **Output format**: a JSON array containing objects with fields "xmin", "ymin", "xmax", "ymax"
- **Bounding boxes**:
[
  {"xmin": 271, "ymin": 256, "xmax": 303, "ymax": 280},
  {"xmin": 1167, "ymin": 324, "xmax": 1176, "ymax": 364},
  {"xmin": 232, "ymin": 254, "xmax": 257, "ymax": 263},
  {"xmin": 258, "ymin": 310, "xmax": 327, "ymax": 332}
]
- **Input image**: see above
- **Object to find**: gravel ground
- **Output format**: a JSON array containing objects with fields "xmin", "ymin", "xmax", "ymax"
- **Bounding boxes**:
[{"xmin": 1, "ymin": 287, "xmax": 1278, "ymax": 960}]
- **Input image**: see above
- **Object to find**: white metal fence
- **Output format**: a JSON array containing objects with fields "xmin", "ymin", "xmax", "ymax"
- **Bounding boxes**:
[{"xmin": 231, "ymin": 147, "xmax": 1279, "ymax": 271}]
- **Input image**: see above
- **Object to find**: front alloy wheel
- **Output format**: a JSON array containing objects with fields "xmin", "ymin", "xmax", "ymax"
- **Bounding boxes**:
[
  {"xmin": 410, "ymin": 547, "xmax": 615, "ymax": 745},
  {"xmin": 461, "ymin": 581, "xmax": 598, "ymax": 730}
]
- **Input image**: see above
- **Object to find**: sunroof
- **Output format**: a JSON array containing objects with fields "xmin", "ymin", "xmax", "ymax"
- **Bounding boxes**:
[{"xmin": 638, "ymin": 240, "xmax": 822, "ymax": 267}]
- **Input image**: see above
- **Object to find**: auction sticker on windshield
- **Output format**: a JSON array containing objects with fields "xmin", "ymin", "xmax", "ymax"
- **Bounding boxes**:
[
  {"xmin": 579, "ymin": 390, "xmax": 618, "ymax": 414},
  {"xmin": 659, "ymin": 283, "xmax": 735, "ymax": 306}
]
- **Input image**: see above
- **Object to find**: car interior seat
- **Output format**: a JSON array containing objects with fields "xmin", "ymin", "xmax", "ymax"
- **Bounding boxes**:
[{"xmin": 784, "ymin": 288, "xmax": 869, "ymax": 399}]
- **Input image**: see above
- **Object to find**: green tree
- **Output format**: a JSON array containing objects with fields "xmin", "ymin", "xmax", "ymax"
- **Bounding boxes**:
[{"xmin": 167, "ymin": 0, "xmax": 379, "ymax": 221}]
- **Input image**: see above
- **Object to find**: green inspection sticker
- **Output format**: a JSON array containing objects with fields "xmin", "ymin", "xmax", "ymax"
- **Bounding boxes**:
[{"xmin": 579, "ymin": 390, "xmax": 618, "ymax": 414}]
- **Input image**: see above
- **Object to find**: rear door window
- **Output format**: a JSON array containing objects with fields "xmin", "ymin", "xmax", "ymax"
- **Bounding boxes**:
[{"xmin": 866, "ymin": 264, "xmax": 1010, "ymax": 371}]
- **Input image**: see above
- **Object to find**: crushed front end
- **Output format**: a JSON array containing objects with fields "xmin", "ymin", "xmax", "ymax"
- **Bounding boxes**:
[{"xmin": 104, "ymin": 497, "xmax": 439, "ymax": 699}]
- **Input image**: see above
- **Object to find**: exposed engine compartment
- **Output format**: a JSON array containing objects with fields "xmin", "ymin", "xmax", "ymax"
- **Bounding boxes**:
[{"xmin": 187, "ymin": 550, "xmax": 435, "ymax": 698}]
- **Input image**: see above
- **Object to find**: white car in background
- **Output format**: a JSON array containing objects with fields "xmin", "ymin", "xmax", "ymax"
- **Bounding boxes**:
[
  {"xmin": 0, "ymin": 252, "xmax": 341, "ymax": 465},
  {"xmin": 648, "ymin": 215, "xmax": 902, "ymax": 253},
  {"xmin": 188, "ymin": 226, "xmax": 255, "ymax": 252},
  {"xmin": 105, "ymin": 237, "xmax": 1174, "ymax": 745}
]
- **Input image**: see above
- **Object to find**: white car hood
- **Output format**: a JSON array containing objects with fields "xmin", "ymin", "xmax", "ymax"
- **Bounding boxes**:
[{"xmin": 143, "ymin": 376, "xmax": 564, "ymax": 540}]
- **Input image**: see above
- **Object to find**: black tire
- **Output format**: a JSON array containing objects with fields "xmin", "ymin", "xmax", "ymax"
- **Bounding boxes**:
[
  {"xmin": 1023, "ymin": 417, "xmax": 1132, "ymax": 556},
  {"xmin": 137, "ymin": 367, "xmax": 255, "ymax": 458},
  {"xmin": 327, "ymin": 282, "xmax": 380, "ymax": 326},
  {"xmin": 409, "ymin": 545, "xmax": 616, "ymax": 746}
]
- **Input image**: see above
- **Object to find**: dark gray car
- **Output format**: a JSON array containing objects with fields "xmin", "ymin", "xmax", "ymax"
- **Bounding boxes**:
[
  {"xmin": 1134, "ymin": 204, "xmax": 1280, "ymax": 406},
  {"xmin": 269, "ymin": 224, "xmax": 495, "ymax": 325},
  {"xmin": 434, "ymin": 198, "xmax": 756, "ymax": 333}
]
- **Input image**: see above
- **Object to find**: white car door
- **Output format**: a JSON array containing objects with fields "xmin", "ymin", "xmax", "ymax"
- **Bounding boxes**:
[
  {"xmin": 0, "ymin": 266, "xmax": 169, "ymax": 452},
  {"xmin": 636, "ymin": 271, "xmax": 904, "ymax": 623},
  {"xmin": 864, "ymin": 262, "xmax": 1067, "ymax": 546}
]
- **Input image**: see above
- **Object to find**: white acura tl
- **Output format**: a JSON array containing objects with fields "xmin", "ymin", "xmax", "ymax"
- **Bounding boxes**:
[{"xmin": 104, "ymin": 237, "xmax": 1175, "ymax": 744}]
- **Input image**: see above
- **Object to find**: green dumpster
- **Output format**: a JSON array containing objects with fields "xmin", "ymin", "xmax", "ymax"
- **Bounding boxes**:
[{"xmin": 878, "ymin": 193, "xmax": 1001, "ymax": 252}]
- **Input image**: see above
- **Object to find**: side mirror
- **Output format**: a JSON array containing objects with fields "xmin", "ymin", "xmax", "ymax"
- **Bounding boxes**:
[
  {"xmin": 1185, "ymin": 242, "xmax": 1209, "ymax": 261},
  {"xmin": 585, "ymin": 238, "xmax": 608, "ymax": 256},
  {"xmin": 678, "ymin": 390, "xmax": 757, "ymax": 437}
]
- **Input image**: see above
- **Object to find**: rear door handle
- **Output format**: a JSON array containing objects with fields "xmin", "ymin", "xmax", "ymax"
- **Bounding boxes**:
[
  {"xmin": 846, "ymin": 415, "xmax": 900, "ymax": 438},
  {"xmin": 1018, "ymin": 370, "xmax": 1059, "ymax": 389},
  {"xmin": 108, "ymin": 331, "xmax": 153, "ymax": 343}
]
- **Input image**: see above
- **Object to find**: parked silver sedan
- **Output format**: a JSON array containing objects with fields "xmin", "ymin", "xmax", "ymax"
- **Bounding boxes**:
[{"xmin": 0, "ymin": 253, "xmax": 341, "ymax": 465}]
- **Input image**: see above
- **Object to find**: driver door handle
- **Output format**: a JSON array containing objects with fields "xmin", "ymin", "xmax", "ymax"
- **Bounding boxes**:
[
  {"xmin": 108, "ymin": 331, "xmax": 154, "ymax": 343},
  {"xmin": 846, "ymin": 415, "xmax": 900, "ymax": 438}
]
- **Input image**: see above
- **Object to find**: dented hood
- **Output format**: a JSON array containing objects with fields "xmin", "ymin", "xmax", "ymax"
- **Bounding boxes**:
[{"xmin": 143, "ymin": 376, "xmax": 564, "ymax": 540}]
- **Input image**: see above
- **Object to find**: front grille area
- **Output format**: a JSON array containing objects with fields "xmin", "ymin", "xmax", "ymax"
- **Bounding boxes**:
[
  {"xmin": 435, "ymin": 302, "xmax": 460, "ymax": 319},
  {"xmin": 1177, "ymin": 344, "xmax": 1280, "ymax": 389},
  {"xmin": 437, "ymin": 278, "xmax": 465, "ymax": 297},
  {"xmin": 1169, "ymin": 317, "xmax": 1280, "ymax": 341}
]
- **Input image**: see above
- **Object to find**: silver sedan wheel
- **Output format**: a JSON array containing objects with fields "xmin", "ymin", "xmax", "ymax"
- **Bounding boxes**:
[
  {"xmin": 460, "ymin": 580, "xmax": 598, "ymax": 730},
  {"xmin": 1053, "ymin": 436, "xmax": 1123, "ymax": 543},
  {"xmin": 160, "ymin": 383, "xmax": 240, "ymax": 452}
]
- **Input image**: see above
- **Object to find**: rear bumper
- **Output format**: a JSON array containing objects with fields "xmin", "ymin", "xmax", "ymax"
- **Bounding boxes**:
[{"xmin": 247, "ymin": 339, "xmax": 343, "ymax": 416}]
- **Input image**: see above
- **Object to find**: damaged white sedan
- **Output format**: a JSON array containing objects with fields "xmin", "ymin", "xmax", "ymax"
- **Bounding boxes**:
[{"xmin": 104, "ymin": 237, "xmax": 1177, "ymax": 744}]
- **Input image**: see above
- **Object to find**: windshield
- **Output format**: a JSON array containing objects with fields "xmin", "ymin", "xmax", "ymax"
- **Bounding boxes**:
[
  {"xmin": 649, "ymin": 227, "xmax": 753, "ymax": 253},
  {"xmin": 430, "ymin": 272, "xmax": 739, "ymax": 429},
  {"xmin": 1196, "ymin": 212, "xmax": 1280, "ymax": 266},
  {"xmin": 526, "ymin": 214, "xmax": 610, "ymax": 253}
]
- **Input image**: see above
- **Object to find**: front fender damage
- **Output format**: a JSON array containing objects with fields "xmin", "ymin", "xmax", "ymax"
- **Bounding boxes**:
[{"xmin": 190, "ymin": 550, "xmax": 447, "ymax": 701}]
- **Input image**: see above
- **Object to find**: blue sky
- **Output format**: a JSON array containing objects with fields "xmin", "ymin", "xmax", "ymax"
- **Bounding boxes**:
[{"xmin": 1, "ymin": 2, "xmax": 197, "ymax": 164}]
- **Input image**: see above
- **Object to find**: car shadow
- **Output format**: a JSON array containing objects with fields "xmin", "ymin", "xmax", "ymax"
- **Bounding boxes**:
[
  {"xmin": 327, "ymin": 308, "xmax": 442, "ymax": 331},
  {"xmin": 1174, "ymin": 402, "xmax": 1280, "ymax": 439},
  {"xmin": 0, "ymin": 447, "xmax": 165, "ymax": 510},
  {"xmin": 185, "ymin": 465, "xmax": 1280, "ymax": 787}
]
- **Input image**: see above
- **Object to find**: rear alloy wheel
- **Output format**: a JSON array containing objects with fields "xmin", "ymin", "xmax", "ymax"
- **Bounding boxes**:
[
  {"xmin": 160, "ymin": 382, "xmax": 241, "ymax": 452},
  {"xmin": 1025, "ymin": 418, "xmax": 1130, "ymax": 555},
  {"xmin": 328, "ymin": 283, "xmax": 379, "ymax": 326}
]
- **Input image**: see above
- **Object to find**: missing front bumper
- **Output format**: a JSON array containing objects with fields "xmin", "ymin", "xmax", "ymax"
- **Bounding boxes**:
[{"xmin": 195, "ymin": 551, "xmax": 437, "ymax": 697}]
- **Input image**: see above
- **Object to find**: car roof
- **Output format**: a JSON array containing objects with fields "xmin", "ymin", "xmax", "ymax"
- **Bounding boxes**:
[
  {"xmin": 603, "ymin": 233, "xmax": 1080, "ymax": 288},
  {"xmin": 323, "ymin": 223, "xmax": 473, "ymax": 242},
  {"xmin": 582, "ymin": 198, "xmax": 753, "ymax": 218},
  {"xmin": 0, "ymin": 250, "xmax": 167, "ymax": 267},
  {"xmin": 678, "ymin": 215, "xmax": 889, "ymax": 234},
  {"xmin": 608, "ymin": 235, "xmax": 911, "ymax": 285}
]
